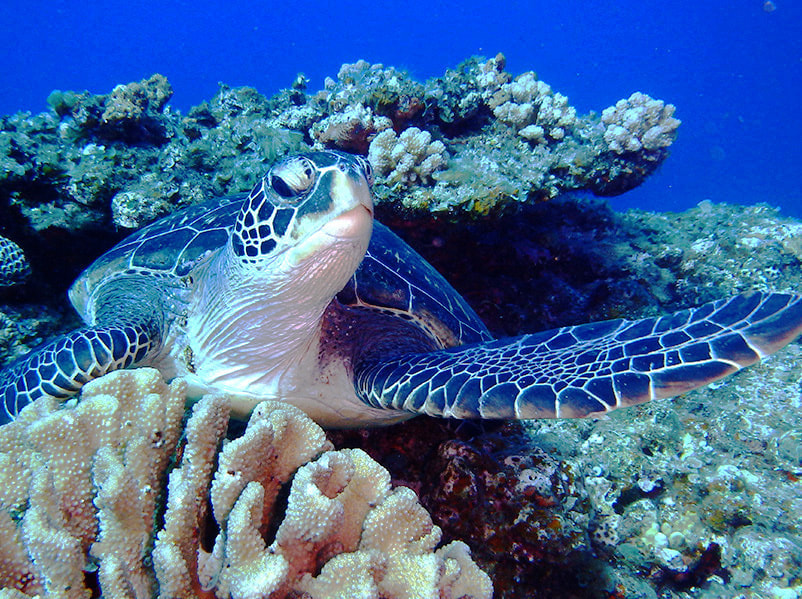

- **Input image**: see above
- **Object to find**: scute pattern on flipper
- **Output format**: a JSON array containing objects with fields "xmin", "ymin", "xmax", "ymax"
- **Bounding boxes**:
[
  {"xmin": 0, "ymin": 323, "xmax": 156, "ymax": 422},
  {"xmin": 355, "ymin": 292, "xmax": 802, "ymax": 419},
  {"xmin": 0, "ymin": 235, "xmax": 31, "ymax": 288}
]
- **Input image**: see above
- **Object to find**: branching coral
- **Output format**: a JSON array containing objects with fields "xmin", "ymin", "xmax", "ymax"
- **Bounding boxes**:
[
  {"xmin": 368, "ymin": 127, "xmax": 448, "ymax": 187},
  {"xmin": 601, "ymin": 92, "xmax": 681, "ymax": 154},
  {"xmin": 490, "ymin": 72, "xmax": 577, "ymax": 144},
  {"xmin": 0, "ymin": 368, "xmax": 492, "ymax": 599}
]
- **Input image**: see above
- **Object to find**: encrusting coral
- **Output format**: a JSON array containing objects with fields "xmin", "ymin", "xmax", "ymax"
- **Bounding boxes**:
[
  {"xmin": 0, "ymin": 368, "xmax": 491, "ymax": 599},
  {"xmin": 310, "ymin": 104, "xmax": 393, "ymax": 154}
]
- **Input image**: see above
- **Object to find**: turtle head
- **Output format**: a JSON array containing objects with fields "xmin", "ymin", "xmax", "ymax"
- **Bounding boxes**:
[{"xmin": 231, "ymin": 151, "xmax": 374, "ymax": 291}]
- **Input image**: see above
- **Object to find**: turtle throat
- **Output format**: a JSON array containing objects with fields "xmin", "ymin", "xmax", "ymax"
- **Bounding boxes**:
[{"xmin": 185, "ymin": 210, "xmax": 372, "ymax": 397}]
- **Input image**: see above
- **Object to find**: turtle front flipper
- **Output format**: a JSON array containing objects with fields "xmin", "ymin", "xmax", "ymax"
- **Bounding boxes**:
[
  {"xmin": 355, "ymin": 292, "xmax": 802, "ymax": 419},
  {"xmin": 0, "ymin": 235, "xmax": 31, "ymax": 287},
  {"xmin": 0, "ymin": 323, "xmax": 157, "ymax": 423}
]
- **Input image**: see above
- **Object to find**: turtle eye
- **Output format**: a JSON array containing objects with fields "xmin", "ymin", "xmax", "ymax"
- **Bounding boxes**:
[
  {"xmin": 356, "ymin": 156, "xmax": 374, "ymax": 185},
  {"xmin": 270, "ymin": 174, "xmax": 296, "ymax": 198},
  {"xmin": 269, "ymin": 156, "xmax": 317, "ymax": 199}
]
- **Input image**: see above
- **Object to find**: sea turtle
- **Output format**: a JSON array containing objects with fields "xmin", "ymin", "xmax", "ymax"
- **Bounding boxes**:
[
  {"xmin": 0, "ymin": 235, "xmax": 31, "ymax": 288},
  {"xmin": 1, "ymin": 150, "xmax": 801, "ymax": 426}
]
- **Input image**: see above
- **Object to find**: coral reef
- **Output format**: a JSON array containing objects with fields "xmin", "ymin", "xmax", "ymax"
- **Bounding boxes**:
[
  {"xmin": 1, "ymin": 186, "xmax": 802, "ymax": 599},
  {"xmin": 301, "ymin": 55, "xmax": 677, "ymax": 211},
  {"xmin": 0, "ymin": 368, "xmax": 491, "ymax": 599},
  {"xmin": 330, "ymin": 199, "xmax": 802, "ymax": 598},
  {"xmin": 2, "ymin": 55, "xmax": 802, "ymax": 599},
  {"xmin": 48, "ymin": 73, "xmax": 174, "ymax": 145},
  {"xmin": 423, "ymin": 429, "xmax": 593, "ymax": 597},
  {"xmin": 0, "ymin": 55, "xmax": 677, "ymax": 277}
]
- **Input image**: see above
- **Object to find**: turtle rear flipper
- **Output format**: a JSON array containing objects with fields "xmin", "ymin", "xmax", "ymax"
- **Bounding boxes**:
[
  {"xmin": 0, "ymin": 323, "xmax": 157, "ymax": 423},
  {"xmin": 355, "ymin": 292, "xmax": 802, "ymax": 419}
]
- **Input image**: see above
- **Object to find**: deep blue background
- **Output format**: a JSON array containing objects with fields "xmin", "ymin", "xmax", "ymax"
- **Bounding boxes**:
[{"xmin": 2, "ymin": 1, "xmax": 800, "ymax": 216}]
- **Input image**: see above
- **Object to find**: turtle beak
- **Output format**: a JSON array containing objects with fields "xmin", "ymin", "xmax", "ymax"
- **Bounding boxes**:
[
  {"xmin": 285, "ymin": 169, "xmax": 374, "ymax": 278},
  {"xmin": 336, "ymin": 169, "xmax": 374, "ymax": 214},
  {"xmin": 322, "ymin": 171, "xmax": 374, "ymax": 240}
]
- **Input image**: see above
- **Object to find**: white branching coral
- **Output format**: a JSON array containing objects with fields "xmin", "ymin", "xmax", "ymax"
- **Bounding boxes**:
[
  {"xmin": 601, "ymin": 92, "xmax": 681, "ymax": 154},
  {"xmin": 491, "ymin": 72, "xmax": 577, "ymax": 144},
  {"xmin": 0, "ymin": 368, "xmax": 492, "ymax": 599},
  {"xmin": 368, "ymin": 127, "xmax": 448, "ymax": 187}
]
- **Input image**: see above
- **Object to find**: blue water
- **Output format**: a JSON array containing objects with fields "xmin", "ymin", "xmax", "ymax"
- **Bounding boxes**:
[{"xmin": 2, "ymin": 1, "xmax": 800, "ymax": 217}]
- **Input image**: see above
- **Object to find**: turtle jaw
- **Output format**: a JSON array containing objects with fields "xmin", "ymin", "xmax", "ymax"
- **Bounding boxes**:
[{"xmin": 320, "ymin": 204, "xmax": 374, "ymax": 241}]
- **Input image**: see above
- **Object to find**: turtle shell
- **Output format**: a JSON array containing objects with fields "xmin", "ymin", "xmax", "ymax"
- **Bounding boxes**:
[
  {"xmin": 69, "ymin": 195, "xmax": 243, "ymax": 317},
  {"xmin": 338, "ymin": 222, "xmax": 492, "ymax": 349}
]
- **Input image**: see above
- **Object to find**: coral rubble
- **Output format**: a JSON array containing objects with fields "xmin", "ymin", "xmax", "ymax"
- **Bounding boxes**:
[{"xmin": 0, "ymin": 369, "xmax": 491, "ymax": 599}]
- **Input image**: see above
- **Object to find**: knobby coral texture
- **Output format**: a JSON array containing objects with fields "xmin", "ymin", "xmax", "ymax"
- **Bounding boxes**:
[
  {"xmin": 0, "ymin": 368, "xmax": 492, "ymax": 599},
  {"xmin": 9, "ymin": 54, "xmax": 800, "ymax": 599}
]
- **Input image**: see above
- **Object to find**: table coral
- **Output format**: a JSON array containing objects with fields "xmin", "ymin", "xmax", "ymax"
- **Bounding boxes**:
[{"xmin": 0, "ymin": 368, "xmax": 491, "ymax": 599}]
